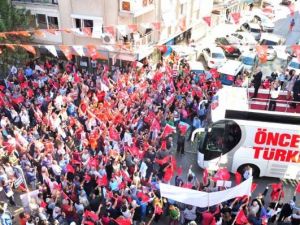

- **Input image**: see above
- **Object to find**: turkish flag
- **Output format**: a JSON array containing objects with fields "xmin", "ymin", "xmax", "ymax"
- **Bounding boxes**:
[
  {"xmin": 235, "ymin": 209, "xmax": 249, "ymax": 225},
  {"xmin": 84, "ymin": 210, "xmax": 99, "ymax": 221},
  {"xmin": 203, "ymin": 16, "xmax": 211, "ymax": 26},
  {"xmin": 296, "ymin": 183, "xmax": 300, "ymax": 193},
  {"xmin": 104, "ymin": 26, "xmax": 116, "ymax": 37},
  {"xmin": 155, "ymin": 155, "xmax": 171, "ymax": 165},
  {"xmin": 150, "ymin": 119, "xmax": 161, "ymax": 131},
  {"xmin": 161, "ymin": 140, "xmax": 167, "ymax": 150},
  {"xmin": 271, "ymin": 182, "xmax": 284, "ymax": 201},
  {"xmin": 87, "ymin": 44, "xmax": 103, "ymax": 60},
  {"xmin": 97, "ymin": 175, "xmax": 108, "ymax": 186},
  {"xmin": 20, "ymin": 45, "xmax": 36, "ymax": 55},
  {"xmin": 162, "ymin": 124, "xmax": 176, "ymax": 138},
  {"xmin": 251, "ymin": 183, "xmax": 258, "ymax": 193},
  {"xmin": 115, "ymin": 217, "xmax": 131, "ymax": 225},
  {"xmin": 137, "ymin": 192, "xmax": 150, "ymax": 203},
  {"xmin": 12, "ymin": 96, "xmax": 24, "ymax": 105},
  {"xmin": 178, "ymin": 121, "xmax": 190, "ymax": 135},
  {"xmin": 235, "ymin": 172, "xmax": 242, "ymax": 185},
  {"xmin": 176, "ymin": 166, "xmax": 183, "ymax": 176},
  {"xmin": 109, "ymin": 128, "xmax": 120, "ymax": 141},
  {"xmin": 20, "ymin": 81, "xmax": 29, "ymax": 89},
  {"xmin": 128, "ymin": 24, "xmax": 138, "ymax": 33},
  {"xmin": 256, "ymin": 45, "xmax": 268, "ymax": 63},
  {"xmin": 292, "ymin": 45, "xmax": 300, "ymax": 62},
  {"xmin": 231, "ymin": 12, "xmax": 241, "ymax": 24},
  {"xmin": 74, "ymin": 73, "xmax": 81, "ymax": 83},
  {"xmin": 163, "ymin": 166, "xmax": 174, "ymax": 182},
  {"xmin": 213, "ymin": 168, "xmax": 230, "ymax": 181},
  {"xmin": 203, "ymin": 168, "xmax": 209, "ymax": 184},
  {"xmin": 210, "ymin": 68, "xmax": 220, "ymax": 79},
  {"xmin": 66, "ymin": 164, "xmax": 75, "ymax": 174}
]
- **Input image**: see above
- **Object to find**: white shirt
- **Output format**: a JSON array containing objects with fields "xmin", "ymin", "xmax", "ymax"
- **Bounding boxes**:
[{"xmin": 270, "ymin": 86, "xmax": 281, "ymax": 99}]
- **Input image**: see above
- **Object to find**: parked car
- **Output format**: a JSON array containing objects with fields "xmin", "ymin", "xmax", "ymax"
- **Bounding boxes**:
[
  {"xmin": 225, "ymin": 32, "xmax": 257, "ymax": 46},
  {"xmin": 287, "ymin": 57, "xmax": 300, "ymax": 75},
  {"xmin": 252, "ymin": 13, "xmax": 274, "ymax": 32},
  {"xmin": 259, "ymin": 33, "xmax": 285, "ymax": 61},
  {"xmin": 201, "ymin": 46, "xmax": 226, "ymax": 69},
  {"xmin": 239, "ymin": 51, "xmax": 259, "ymax": 73},
  {"xmin": 215, "ymin": 37, "xmax": 241, "ymax": 58},
  {"xmin": 238, "ymin": 22, "xmax": 262, "ymax": 41}
]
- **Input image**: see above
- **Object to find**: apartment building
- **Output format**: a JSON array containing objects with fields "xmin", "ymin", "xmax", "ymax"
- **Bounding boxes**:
[{"xmin": 12, "ymin": 0, "xmax": 214, "ymax": 64}]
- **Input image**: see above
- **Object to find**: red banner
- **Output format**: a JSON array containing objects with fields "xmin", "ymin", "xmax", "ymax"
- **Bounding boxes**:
[{"xmin": 203, "ymin": 16, "xmax": 211, "ymax": 27}]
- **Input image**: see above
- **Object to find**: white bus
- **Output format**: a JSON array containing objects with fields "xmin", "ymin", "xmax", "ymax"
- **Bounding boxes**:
[{"xmin": 192, "ymin": 86, "xmax": 300, "ymax": 179}]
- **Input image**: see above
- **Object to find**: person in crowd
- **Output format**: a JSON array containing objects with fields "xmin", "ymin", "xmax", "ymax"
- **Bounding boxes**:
[
  {"xmin": 268, "ymin": 80, "xmax": 281, "ymax": 111},
  {"xmin": 251, "ymin": 67, "xmax": 263, "ymax": 99}
]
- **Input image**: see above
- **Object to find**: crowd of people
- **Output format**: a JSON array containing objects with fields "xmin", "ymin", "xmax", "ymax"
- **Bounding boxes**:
[{"xmin": 0, "ymin": 52, "xmax": 298, "ymax": 225}]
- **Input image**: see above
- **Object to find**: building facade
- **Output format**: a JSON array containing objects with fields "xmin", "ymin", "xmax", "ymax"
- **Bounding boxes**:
[{"xmin": 12, "ymin": 0, "xmax": 214, "ymax": 64}]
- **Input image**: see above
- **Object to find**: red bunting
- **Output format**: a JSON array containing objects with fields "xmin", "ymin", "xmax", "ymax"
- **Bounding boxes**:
[
  {"xmin": 235, "ymin": 172, "xmax": 242, "ymax": 185},
  {"xmin": 231, "ymin": 12, "xmax": 241, "ymax": 24},
  {"xmin": 104, "ymin": 26, "xmax": 116, "ymax": 37},
  {"xmin": 17, "ymin": 31, "xmax": 31, "ymax": 37},
  {"xmin": 6, "ymin": 44, "xmax": 15, "ymax": 51},
  {"xmin": 114, "ymin": 217, "xmax": 131, "ymax": 225},
  {"xmin": 20, "ymin": 45, "xmax": 36, "ymax": 55},
  {"xmin": 203, "ymin": 16, "xmax": 211, "ymax": 26},
  {"xmin": 128, "ymin": 24, "xmax": 138, "ymax": 33},
  {"xmin": 87, "ymin": 44, "xmax": 107, "ymax": 60},
  {"xmin": 256, "ymin": 45, "xmax": 268, "ymax": 63},
  {"xmin": 66, "ymin": 164, "xmax": 75, "ymax": 174},
  {"xmin": 59, "ymin": 45, "xmax": 73, "ymax": 61},
  {"xmin": 235, "ymin": 209, "xmax": 249, "ymax": 225},
  {"xmin": 152, "ymin": 22, "xmax": 161, "ymax": 31},
  {"xmin": 97, "ymin": 175, "xmax": 108, "ymax": 186}
]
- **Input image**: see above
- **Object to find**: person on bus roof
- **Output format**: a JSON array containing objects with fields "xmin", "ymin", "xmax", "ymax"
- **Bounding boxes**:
[{"xmin": 251, "ymin": 67, "xmax": 263, "ymax": 99}]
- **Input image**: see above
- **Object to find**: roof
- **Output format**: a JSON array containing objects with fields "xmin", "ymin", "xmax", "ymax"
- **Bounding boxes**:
[
  {"xmin": 209, "ymin": 46, "xmax": 224, "ymax": 53},
  {"xmin": 247, "ymin": 23, "xmax": 261, "ymax": 29},
  {"xmin": 260, "ymin": 33, "xmax": 282, "ymax": 42},
  {"xmin": 217, "ymin": 60, "xmax": 243, "ymax": 76},
  {"xmin": 189, "ymin": 61, "xmax": 205, "ymax": 71}
]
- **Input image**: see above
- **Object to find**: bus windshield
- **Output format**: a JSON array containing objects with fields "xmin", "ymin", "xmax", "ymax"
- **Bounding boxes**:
[{"xmin": 200, "ymin": 120, "xmax": 242, "ymax": 160}]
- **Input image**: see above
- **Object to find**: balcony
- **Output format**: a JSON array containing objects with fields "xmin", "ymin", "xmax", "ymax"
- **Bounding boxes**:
[{"xmin": 12, "ymin": 0, "xmax": 58, "ymax": 5}]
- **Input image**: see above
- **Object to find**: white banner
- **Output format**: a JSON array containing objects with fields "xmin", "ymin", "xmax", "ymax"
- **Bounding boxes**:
[
  {"xmin": 45, "ymin": 45, "xmax": 58, "ymax": 57},
  {"xmin": 73, "ymin": 45, "xmax": 85, "ymax": 57},
  {"xmin": 160, "ymin": 177, "xmax": 252, "ymax": 207}
]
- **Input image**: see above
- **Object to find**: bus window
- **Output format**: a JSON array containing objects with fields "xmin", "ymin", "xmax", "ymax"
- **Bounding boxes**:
[{"xmin": 203, "ymin": 120, "xmax": 242, "ymax": 161}]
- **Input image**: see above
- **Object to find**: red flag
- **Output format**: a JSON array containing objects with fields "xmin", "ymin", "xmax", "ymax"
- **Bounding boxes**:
[
  {"xmin": 213, "ymin": 168, "xmax": 230, "ymax": 181},
  {"xmin": 20, "ymin": 81, "xmax": 29, "ymax": 89},
  {"xmin": 104, "ymin": 26, "xmax": 116, "ymax": 37},
  {"xmin": 59, "ymin": 45, "xmax": 73, "ymax": 61},
  {"xmin": 115, "ymin": 217, "xmax": 131, "ymax": 225},
  {"xmin": 178, "ymin": 121, "xmax": 189, "ymax": 135},
  {"xmin": 163, "ymin": 166, "xmax": 174, "ymax": 182},
  {"xmin": 235, "ymin": 209, "xmax": 249, "ymax": 225},
  {"xmin": 271, "ymin": 182, "xmax": 284, "ymax": 201},
  {"xmin": 155, "ymin": 155, "xmax": 170, "ymax": 165},
  {"xmin": 256, "ymin": 45, "xmax": 268, "ymax": 63},
  {"xmin": 289, "ymin": 4, "xmax": 295, "ymax": 16},
  {"xmin": 87, "ymin": 44, "xmax": 107, "ymax": 60},
  {"xmin": 296, "ymin": 183, "xmax": 300, "ymax": 193},
  {"xmin": 84, "ymin": 174, "xmax": 91, "ymax": 182},
  {"xmin": 40, "ymin": 201, "xmax": 47, "ymax": 208},
  {"xmin": 235, "ymin": 172, "xmax": 242, "ymax": 185},
  {"xmin": 292, "ymin": 45, "xmax": 300, "ymax": 62},
  {"xmin": 251, "ymin": 183, "xmax": 258, "ymax": 193},
  {"xmin": 162, "ymin": 124, "xmax": 176, "ymax": 138},
  {"xmin": 210, "ymin": 68, "xmax": 220, "ymax": 79},
  {"xmin": 97, "ymin": 175, "xmax": 108, "ymax": 186},
  {"xmin": 66, "ymin": 164, "xmax": 75, "ymax": 174},
  {"xmin": 137, "ymin": 192, "xmax": 150, "ymax": 203},
  {"xmin": 74, "ymin": 73, "xmax": 81, "ymax": 83},
  {"xmin": 84, "ymin": 210, "xmax": 99, "ymax": 221},
  {"xmin": 161, "ymin": 140, "xmax": 167, "ymax": 150},
  {"xmin": 203, "ymin": 168, "xmax": 208, "ymax": 184},
  {"xmin": 231, "ymin": 12, "xmax": 241, "ymax": 24},
  {"xmin": 53, "ymin": 183, "xmax": 62, "ymax": 190},
  {"xmin": 203, "ymin": 16, "xmax": 211, "ymax": 26},
  {"xmin": 109, "ymin": 128, "xmax": 120, "ymax": 141},
  {"xmin": 176, "ymin": 166, "xmax": 183, "ymax": 176},
  {"xmin": 118, "ymin": 181, "xmax": 126, "ymax": 190},
  {"xmin": 12, "ymin": 96, "xmax": 24, "ymax": 105},
  {"xmin": 150, "ymin": 119, "xmax": 161, "ymax": 131}
]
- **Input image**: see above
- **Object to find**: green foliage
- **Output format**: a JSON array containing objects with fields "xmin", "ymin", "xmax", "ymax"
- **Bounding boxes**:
[{"xmin": 0, "ymin": 0, "xmax": 34, "ymax": 77}]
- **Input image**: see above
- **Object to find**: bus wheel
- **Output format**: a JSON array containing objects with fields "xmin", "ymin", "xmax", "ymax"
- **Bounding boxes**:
[{"xmin": 237, "ymin": 164, "xmax": 260, "ymax": 178}]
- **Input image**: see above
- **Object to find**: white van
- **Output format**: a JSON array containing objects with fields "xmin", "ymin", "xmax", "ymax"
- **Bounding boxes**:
[
  {"xmin": 218, "ymin": 60, "xmax": 244, "ymax": 85},
  {"xmin": 259, "ymin": 33, "xmax": 285, "ymax": 60}
]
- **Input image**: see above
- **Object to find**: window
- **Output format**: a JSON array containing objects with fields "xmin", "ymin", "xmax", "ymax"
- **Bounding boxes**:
[
  {"xmin": 36, "ymin": 14, "xmax": 47, "ymax": 29},
  {"xmin": 74, "ymin": 18, "xmax": 94, "ymax": 32},
  {"xmin": 48, "ymin": 16, "xmax": 58, "ymax": 29}
]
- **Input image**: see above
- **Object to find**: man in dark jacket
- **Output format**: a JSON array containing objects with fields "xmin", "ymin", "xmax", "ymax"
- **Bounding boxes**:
[
  {"xmin": 177, "ymin": 130, "xmax": 186, "ymax": 154},
  {"xmin": 252, "ymin": 67, "xmax": 263, "ymax": 99}
]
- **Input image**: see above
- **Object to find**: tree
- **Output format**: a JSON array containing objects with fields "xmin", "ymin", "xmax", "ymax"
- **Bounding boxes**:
[{"xmin": 0, "ymin": 0, "xmax": 34, "ymax": 77}]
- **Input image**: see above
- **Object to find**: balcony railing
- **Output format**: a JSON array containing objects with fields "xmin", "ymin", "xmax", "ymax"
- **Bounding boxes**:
[{"xmin": 12, "ymin": 0, "xmax": 58, "ymax": 4}]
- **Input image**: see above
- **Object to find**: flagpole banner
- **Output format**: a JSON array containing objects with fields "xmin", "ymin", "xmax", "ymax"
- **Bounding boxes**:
[{"xmin": 159, "ymin": 177, "xmax": 252, "ymax": 208}]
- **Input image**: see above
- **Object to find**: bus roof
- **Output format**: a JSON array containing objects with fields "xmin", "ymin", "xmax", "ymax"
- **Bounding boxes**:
[
  {"xmin": 211, "ymin": 86, "xmax": 300, "ymax": 128},
  {"xmin": 189, "ymin": 61, "xmax": 205, "ymax": 71},
  {"xmin": 217, "ymin": 60, "xmax": 243, "ymax": 76}
]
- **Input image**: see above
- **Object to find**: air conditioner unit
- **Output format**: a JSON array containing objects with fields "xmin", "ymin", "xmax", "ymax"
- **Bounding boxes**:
[{"xmin": 102, "ymin": 34, "xmax": 115, "ymax": 44}]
